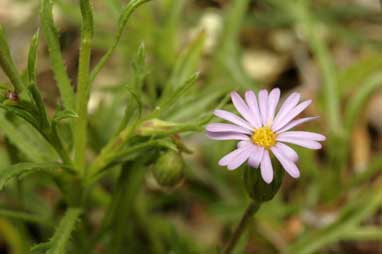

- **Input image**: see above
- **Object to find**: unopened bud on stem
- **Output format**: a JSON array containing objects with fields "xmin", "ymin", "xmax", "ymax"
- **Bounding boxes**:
[
  {"xmin": 152, "ymin": 150, "xmax": 184, "ymax": 187},
  {"xmin": 243, "ymin": 160, "xmax": 284, "ymax": 203}
]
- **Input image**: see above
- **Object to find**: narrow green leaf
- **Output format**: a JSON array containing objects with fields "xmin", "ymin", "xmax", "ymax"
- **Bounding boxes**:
[
  {"xmin": 154, "ymin": 0, "xmax": 185, "ymax": 68},
  {"xmin": 168, "ymin": 87, "xmax": 229, "ymax": 121},
  {"xmin": 30, "ymin": 242, "xmax": 51, "ymax": 253},
  {"xmin": 0, "ymin": 111, "xmax": 59, "ymax": 162},
  {"xmin": 0, "ymin": 25, "xmax": 25, "ymax": 93},
  {"xmin": 0, "ymin": 162, "xmax": 72, "ymax": 190},
  {"xmin": 27, "ymin": 30, "xmax": 39, "ymax": 86},
  {"xmin": 90, "ymin": 0, "xmax": 152, "ymax": 82},
  {"xmin": 0, "ymin": 208, "xmax": 52, "ymax": 226},
  {"xmin": 344, "ymin": 73, "xmax": 382, "ymax": 131},
  {"xmin": 27, "ymin": 29, "xmax": 50, "ymax": 129},
  {"xmin": 212, "ymin": 0, "xmax": 254, "ymax": 89},
  {"xmin": 296, "ymin": 1, "xmax": 342, "ymax": 133},
  {"xmin": 0, "ymin": 104, "xmax": 73, "ymax": 165},
  {"xmin": 53, "ymin": 109, "xmax": 79, "ymax": 123},
  {"xmin": 40, "ymin": 0, "xmax": 75, "ymax": 110},
  {"xmin": 158, "ymin": 72, "xmax": 199, "ymax": 115},
  {"xmin": 116, "ymin": 86, "xmax": 142, "ymax": 130},
  {"xmin": 46, "ymin": 208, "xmax": 82, "ymax": 254},
  {"xmin": 287, "ymin": 188, "xmax": 382, "ymax": 254},
  {"xmin": 0, "ymin": 104, "xmax": 40, "ymax": 130},
  {"xmin": 342, "ymin": 227, "xmax": 382, "ymax": 241},
  {"xmin": 337, "ymin": 54, "xmax": 382, "ymax": 94},
  {"xmin": 163, "ymin": 32, "xmax": 205, "ymax": 94},
  {"xmin": 132, "ymin": 43, "xmax": 148, "ymax": 92},
  {"xmin": 115, "ymin": 44, "xmax": 147, "ymax": 133}
]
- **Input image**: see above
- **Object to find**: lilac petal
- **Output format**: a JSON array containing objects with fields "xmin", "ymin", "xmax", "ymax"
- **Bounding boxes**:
[
  {"xmin": 276, "ymin": 137, "xmax": 322, "ymax": 149},
  {"xmin": 206, "ymin": 123, "xmax": 252, "ymax": 135},
  {"xmin": 219, "ymin": 144, "xmax": 254, "ymax": 170},
  {"xmin": 258, "ymin": 90, "xmax": 269, "ymax": 125},
  {"xmin": 275, "ymin": 142, "xmax": 298, "ymax": 162},
  {"xmin": 214, "ymin": 109, "xmax": 253, "ymax": 131},
  {"xmin": 206, "ymin": 131, "xmax": 250, "ymax": 141},
  {"xmin": 277, "ymin": 131, "xmax": 326, "ymax": 141},
  {"xmin": 227, "ymin": 149, "xmax": 254, "ymax": 170},
  {"xmin": 248, "ymin": 146, "xmax": 264, "ymax": 168},
  {"xmin": 277, "ymin": 116, "xmax": 319, "ymax": 133},
  {"xmin": 260, "ymin": 150, "xmax": 273, "ymax": 183},
  {"xmin": 272, "ymin": 92, "xmax": 300, "ymax": 129},
  {"xmin": 244, "ymin": 91, "xmax": 262, "ymax": 128},
  {"xmin": 267, "ymin": 88, "xmax": 281, "ymax": 124},
  {"xmin": 237, "ymin": 140, "xmax": 250, "ymax": 148},
  {"xmin": 272, "ymin": 100, "xmax": 312, "ymax": 132},
  {"xmin": 271, "ymin": 146, "xmax": 300, "ymax": 178},
  {"xmin": 230, "ymin": 92, "xmax": 259, "ymax": 128}
]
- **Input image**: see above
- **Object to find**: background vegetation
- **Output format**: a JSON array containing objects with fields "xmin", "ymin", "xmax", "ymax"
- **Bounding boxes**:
[{"xmin": 0, "ymin": 0, "xmax": 381, "ymax": 253}]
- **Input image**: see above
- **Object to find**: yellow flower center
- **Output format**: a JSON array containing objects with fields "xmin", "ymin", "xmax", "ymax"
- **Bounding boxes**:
[{"xmin": 251, "ymin": 127, "xmax": 276, "ymax": 149}]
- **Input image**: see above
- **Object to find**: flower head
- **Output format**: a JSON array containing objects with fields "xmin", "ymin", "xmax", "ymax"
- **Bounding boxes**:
[{"xmin": 206, "ymin": 88, "xmax": 325, "ymax": 183}]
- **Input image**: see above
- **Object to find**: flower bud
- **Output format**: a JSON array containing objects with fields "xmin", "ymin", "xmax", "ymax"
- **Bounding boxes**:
[
  {"xmin": 152, "ymin": 150, "xmax": 184, "ymax": 187},
  {"xmin": 137, "ymin": 119, "xmax": 176, "ymax": 136},
  {"xmin": 243, "ymin": 160, "xmax": 284, "ymax": 203}
]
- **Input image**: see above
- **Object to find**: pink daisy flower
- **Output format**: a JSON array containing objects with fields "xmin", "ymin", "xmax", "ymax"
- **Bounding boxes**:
[{"xmin": 206, "ymin": 88, "xmax": 325, "ymax": 183}]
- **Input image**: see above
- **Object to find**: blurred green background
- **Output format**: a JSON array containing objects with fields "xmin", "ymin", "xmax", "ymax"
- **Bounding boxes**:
[{"xmin": 0, "ymin": 0, "xmax": 381, "ymax": 253}]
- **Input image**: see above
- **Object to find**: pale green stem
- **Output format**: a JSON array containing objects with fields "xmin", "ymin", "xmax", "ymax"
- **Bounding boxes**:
[{"xmin": 74, "ymin": 0, "xmax": 93, "ymax": 174}]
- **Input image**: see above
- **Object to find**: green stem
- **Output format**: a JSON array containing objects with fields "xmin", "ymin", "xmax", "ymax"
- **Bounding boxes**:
[
  {"xmin": 91, "ymin": 159, "xmax": 148, "ymax": 252},
  {"xmin": 88, "ymin": 122, "xmax": 138, "ymax": 177},
  {"xmin": 87, "ymin": 139, "xmax": 175, "ymax": 184},
  {"xmin": 222, "ymin": 201, "xmax": 260, "ymax": 254},
  {"xmin": 74, "ymin": 0, "xmax": 94, "ymax": 174}
]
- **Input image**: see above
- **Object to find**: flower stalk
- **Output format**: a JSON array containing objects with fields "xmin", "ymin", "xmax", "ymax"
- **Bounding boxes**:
[{"xmin": 222, "ymin": 201, "xmax": 260, "ymax": 254}]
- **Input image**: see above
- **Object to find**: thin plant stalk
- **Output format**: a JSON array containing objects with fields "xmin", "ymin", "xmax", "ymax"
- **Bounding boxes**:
[
  {"xmin": 222, "ymin": 201, "xmax": 260, "ymax": 254},
  {"xmin": 74, "ymin": 0, "xmax": 94, "ymax": 174}
]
